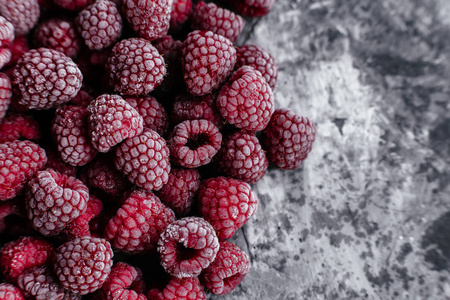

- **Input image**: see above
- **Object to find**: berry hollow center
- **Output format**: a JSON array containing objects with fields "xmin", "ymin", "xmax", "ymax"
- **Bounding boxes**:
[
  {"xmin": 186, "ymin": 133, "xmax": 210, "ymax": 150},
  {"xmin": 176, "ymin": 243, "xmax": 198, "ymax": 261}
]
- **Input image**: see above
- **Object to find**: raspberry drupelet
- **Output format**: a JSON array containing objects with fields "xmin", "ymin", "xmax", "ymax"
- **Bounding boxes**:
[
  {"xmin": 0, "ymin": 0, "xmax": 40, "ymax": 36},
  {"xmin": 261, "ymin": 108, "xmax": 317, "ymax": 170},
  {"xmin": 125, "ymin": 95, "xmax": 169, "ymax": 137},
  {"xmin": 0, "ymin": 16, "xmax": 14, "ymax": 47},
  {"xmin": 0, "ymin": 48, "xmax": 11, "ymax": 70},
  {"xmin": 0, "ymin": 283, "xmax": 25, "ymax": 300},
  {"xmin": 147, "ymin": 276, "xmax": 206, "ymax": 300},
  {"xmin": 0, "ymin": 72, "xmax": 12, "ymax": 120},
  {"xmin": 168, "ymin": 119, "xmax": 222, "ymax": 168},
  {"xmin": 53, "ymin": 236, "xmax": 113, "ymax": 295},
  {"xmin": 182, "ymin": 30, "xmax": 236, "ymax": 96},
  {"xmin": 198, "ymin": 176, "xmax": 258, "ymax": 239}
]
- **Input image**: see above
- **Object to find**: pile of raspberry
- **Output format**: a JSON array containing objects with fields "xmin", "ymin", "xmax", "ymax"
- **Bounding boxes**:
[{"xmin": 0, "ymin": 0, "xmax": 316, "ymax": 299}]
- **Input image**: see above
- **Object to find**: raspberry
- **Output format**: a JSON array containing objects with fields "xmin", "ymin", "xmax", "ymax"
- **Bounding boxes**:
[
  {"xmin": 191, "ymin": 1, "xmax": 245, "ymax": 44},
  {"xmin": 201, "ymin": 241, "xmax": 249, "ymax": 295},
  {"xmin": 157, "ymin": 216, "xmax": 219, "ymax": 278},
  {"xmin": 170, "ymin": 93, "xmax": 223, "ymax": 128},
  {"xmin": 87, "ymin": 94, "xmax": 144, "ymax": 153},
  {"xmin": 197, "ymin": 176, "xmax": 258, "ymax": 239},
  {"xmin": 53, "ymin": 0, "xmax": 94, "ymax": 10},
  {"xmin": 261, "ymin": 108, "xmax": 317, "ymax": 169},
  {"xmin": 168, "ymin": 119, "xmax": 222, "ymax": 168},
  {"xmin": 63, "ymin": 195, "xmax": 103, "ymax": 240},
  {"xmin": 123, "ymin": 0, "xmax": 172, "ymax": 41},
  {"xmin": 52, "ymin": 104, "xmax": 98, "ymax": 166},
  {"xmin": 147, "ymin": 276, "xmax": 206, "ymax": 300},
  {"xmin": 215, "ymin": 130, "xmax": 268, "ymax": 184},
  {"xmin": 75, "ymin": 0, "xmax": 123, "ymax": 51},
  {"xmin": 53, "ymin": 236, "xmax": 113, "ymax": 295},
  {"xmin": 169, "ymin": 0, "xmax": 193, "ymax": 31},
  {"xmin": 236, "ymin": 44, "xmax": 278, "ymax": 90},
  {"xmin": 0, "ymin": 16, "xmax": 14, "ymax": 47},
  {"xmin": 0, "ymin": 0, "xmax": 40, "ymax": 36},
  {"xmin": 0, "ymin": 236, "xmax": 54, "ymax": 284},
  {"xmin": 182, "ymin": 30, "xmax": 236, "ymax": 96},
  {"xmin": 0, "ymin": 72, "xmax": 12, "ymax": 120},
  {"xmin": 104, "ymin": 189, "xmax": 175, "ymax": 254},
  {"xmin": 33, "ymin": 18, "xmax": 81, "ymax": 59},
  {"xmin": 0, "ymin": 283, "xmax": 25, "ymax": 300},
  {"xmin": 225, "ymin": 0, "xmax": 275, "ymax": 17},
  {"xmin": 156, "ymin": 167, "xmax": 201, "ymax": 217},
  {"xmin": 106, "ymin": 38, "xmax": 167, "ymax": 95},
  {"xmin": 25, "ymin": 169, "xmax": 89, "ymax": 236},
  {"xmin": 125, "ymin": 95, "xmax": 169, "ymax": 137},
  {"xmin": 114, "ymin": 129, "xmax": 171, "ymax": 191},
  {"xmin": 0, "ymin": 112, "xmax": 41, "ymax": 143},
  {"xmin": 17, "ymin": 265, "xmax": 81, "ymax": 300},
  {"xmin": 216, "ymin": 65, "xmax": 274, "ymax": 132},
  {"xmin": 12, "ymin": 48, "xmax": 83, "ymax": 110},
  {"xmin": 0, "ymin": 140, "xmax": 47, "ymax": 201}
]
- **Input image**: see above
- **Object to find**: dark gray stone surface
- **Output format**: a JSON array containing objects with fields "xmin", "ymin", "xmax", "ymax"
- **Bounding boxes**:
[{"xmin": 216, "ymin": 0, "xmax": 450, "ymax": 299}]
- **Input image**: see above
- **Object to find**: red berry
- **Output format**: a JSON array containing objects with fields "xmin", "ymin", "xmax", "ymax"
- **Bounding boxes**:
[
  {"xmin": 0, "ymin": 236, "xmax": 54, "ymax": 284},
  {"xmin": 261, "ymin": 108, "xmax": 317, "ymax": 169},
  {"xmin": 12, "ymin": 48, "xmax": 83, "ymax": 110},
  {"xmin": 0, "ymin": 48, "xmax": 11, "ymax": 69},
  {"xmin": 0, "ymin": 72, "xmax": 12, "ymax": 120},
  {"xmin": 76, "ymin": 0, "xmax": 123, "ymax": 51},
  {"xmin": 52, "ymin": 104, "xmax": 98, "ymax": 166},
  {"xmin": 53, "ymin": 0, "xmax": 95, "ymax": 10},
  {"xmin": 170, "ymin": 93, "xmax": 223, "ymax": 128},
  {"xmin": 191, "ymin": 1, "xmax": 245, "ymax": 44},
  {"xmin": 53, "ymin": 236, "xmax": 113, "ymax": 295},
  {"xmin": 225, "ymin": 0, "xmax": 275, "ymax": 17},
  {"xmin": 25, "ymin": 169, "xmax": 89, "ymax": 237},
  {"xmin": 104, "ymin": 189, "xmax": 175, "ymax": 254},
  {"xmin": 0, "ymin": 0, "xmax": 40, "ymax": 36},
  {"xmin": 0, "ymin": 112, "xmax": 41, "ymax": 143},
  {"xmin": 114, "ymin": 129, "xmax": 171, "ymax": 191},
  {"xmin": 0, "ymin": 140, "xmax": 47, "ymax": 201},
  {"xmin": 106, "ymin": 38, "xmax": 167, "ymax": 95},
  {"xmin": 157, "ymin": 216, "xmax": 220, "ymax": 278},
  {"xmin": 216, "ymin": 65, "xmax": 274, "ymax": 132},
  {"xmin": 201, "ymin": 241, "xmax": 250, "ymax": 295},
  {"xmin": 125, "ymin": 95, "xmax": 169, "ymax": 137},
  {"xmin": 87, "ymin": 94, "xmax": 144, "ymax": 153},
  {"xmin": 168, "ymin": 119, "xmax": 222, "ymax": 168},
  {"xmin": 0, "ymin": 283, "xmax": 25, "ymax": 300},
  {"xmin": 0, "ymin": 16, "xmax": 14, "ymax": 47},
  {"xmin": 63, "ymin": 195, "xmax": 103, "ymax": 240},
  {"xmin": 182, "ymin": 30, "xmax": 236, "ymax": 96},
  {"xmin": 148, "ymin": 276, "xmax": 206, "ymax": 300},
  {"xmin": 169, "ymin": 0, "xmax": 193, "ymax": 31},
  {"xmin": 197, "ymin": 176, "xmax": 258, "ymax": 239},
  {"xmin": 123, "ymin": 0, "xmax": 172, "ymax": 41}
]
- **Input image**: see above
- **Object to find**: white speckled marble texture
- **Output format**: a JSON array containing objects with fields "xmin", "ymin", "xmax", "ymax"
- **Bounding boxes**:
[{"xmin": 218, "ymin": 0, "xmax": 450, "ymax": 299}]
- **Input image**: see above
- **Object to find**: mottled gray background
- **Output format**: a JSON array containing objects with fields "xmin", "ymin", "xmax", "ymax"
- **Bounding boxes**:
[{"xmin": 217, "ymin": 0, "xmax": 450, "ymax": 299}]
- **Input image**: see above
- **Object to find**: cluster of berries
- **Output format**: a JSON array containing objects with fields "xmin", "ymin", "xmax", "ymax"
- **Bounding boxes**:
[{"xmin": 0, "ymin": 0, "xmax": 316, "ymax": 299}]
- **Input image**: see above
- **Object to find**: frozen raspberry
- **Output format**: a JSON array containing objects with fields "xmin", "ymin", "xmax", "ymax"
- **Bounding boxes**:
[
  {"xmin": 0, "ymin": 48, "xmax": 11, "ymax": 69},
  {"xmin": 217, "ymin": 65, "xmax": 274, "ymax": 132},
  {"xmin": 76, "ymin": 0, "xmax": 123, "ymax": 51},
  {"xmin": 123, "ymin": 0, "xmax": 172, "ymax": 41},
  {"xmin": 0, "ymin": 283, "xmax": 25, "ymax": 300},
  {"xmin": 192, "ymin": 1, "xmax": 245, "ymax": 44},
  {"xmin": 169, "ymin": 0, "xmax": 193, "ymax": 31},
  {"xmin": 182, "ymin": 30, "xmax": 236, "ymax": 96},
  {"xmin": 198, "ymin": 176, "xmax": 258, "ymax": 239},
  {"xmin": 125, "ymin": 95, "xmax": 169, "ymax": 137},
  {"xmin": 236, "ymin": 44, "xmax": 278, "ymax": 89},
  {"xmin": 53, "ymin": 236, "xmax": 113, "ymax": 295},
  {"xmin": 170, "ymin": 93, "xmax": 223, "ymax": 128},
  {"xmin": 106, "ymin": 38, "xmax": 167, "ymax": 95},
  {"xmin": 157, "ymin": 216, "xmax": 220, "ymax": 278},
  {"xmin": 0, "ymin": 140, "xmax": 47, "ymax": 201},
  {"xmin": 25, "ymin": 169, "xmax": 89, "ymax": 236},
  {"xmin": 63, "ymin": 195, "xmax": 103, "ymax": 240},
  {"xmin": 156, "ymin": 167, "xmax": 201, "ymax": 217},
  {"xmin": 201, "ymin": 241, "xmax": 250, "ymax": 295},
  {"xmin": 12, "ymin": 48, "xmax": 83, "ymax": 110},
  {"xmin": 215, "ymin": 131, "xmax": 268, "ymax": 184},
  {"xmin": 115, "ymin": 129, "xmax": 171, "ymax": 191},
  {"xmin": 44, "ymin": 147, "xmax": 77, "ymax": 177},
  {"xmin": 96, "ymin": 262, "xmax": 147, "ymax": 300},
  {"xmin": 53, "ymin": 0, "xmax": 94, "ymax": 10},
  {"xmin": 168, "ymin": 119, "xmax": 222, "ymax": 168},
  {"xmin": 70, "ymin": 89, "xmax": 94, "ymax": 107},
  {"xmin": 17, "ymin": 265, "xmax": 81, "ymax": 300},
  {"xmin": 0, "ymin": 72, "xmax": 11, "ymax": 120},
  {"xmin": 147, "ymin": 276, "xmax": 206, "ymax": 300},
  {"xmin": 0, "ymin": 236, "xmax": 54, "ymax": 284},
  {"xmin": 0, "ymin": 112, "xmax": 41, "ymax": 143},
  {"xmin": 0, "ymin": 16, "xmax": 14, "ymax": 47},
  {"xmin": 104, "ymin": 189, "xmax": 175, "ymax": 254},
  {"xmin": 0, "ymin": 0, "xmax": 40, "ymax": 36},
  {"xmin": 33, "ymin": 18, "xmax": 81, "ymax": 59},
  {"xmin": 225, "ymin": 0, "xmax": 275, "ymax": 17},
  {"xmin": 261, "ymin": 108, "xmax": 317, "ymax": 169},
  {"xmin": 52, "ymin": 105, "xmax": 98, "ymax": 166},
  {"xmin": 87, "ymin": 94, "xmax": 144, "ymax": 153}
]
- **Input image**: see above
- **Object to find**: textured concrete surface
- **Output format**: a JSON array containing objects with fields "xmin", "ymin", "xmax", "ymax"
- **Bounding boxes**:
[{"xmin": 217, "ymin": 0, "xmax": 450, "ymax": 299}]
